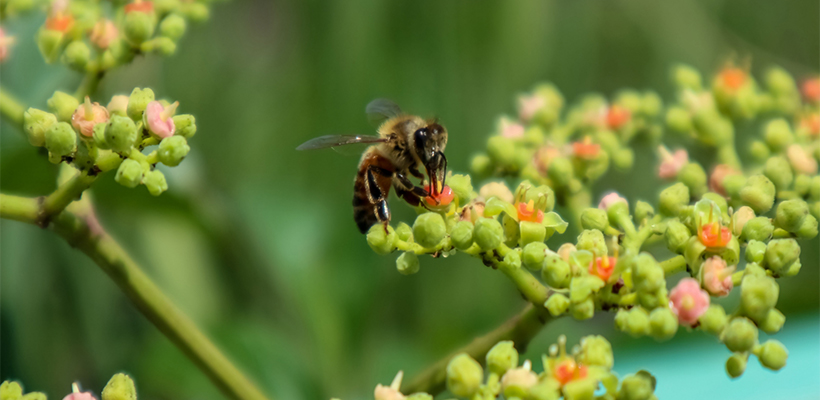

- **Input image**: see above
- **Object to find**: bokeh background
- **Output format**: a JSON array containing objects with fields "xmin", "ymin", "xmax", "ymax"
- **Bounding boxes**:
[{"xmin": 1, "ymin": 0, "xmax": 819, "ymax": 399}]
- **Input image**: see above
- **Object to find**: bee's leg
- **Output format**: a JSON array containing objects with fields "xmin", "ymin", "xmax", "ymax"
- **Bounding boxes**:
[
  {"xmin": 410, "ymin": 167, "xmax": 425, "ymax": 183},
  {"xmin": 394, "ymin": 172, "xmax": 429, "ymax": 197},
  {"xmin": 365, "ymin": 166, "xmax": 393, "ymax": 232}
]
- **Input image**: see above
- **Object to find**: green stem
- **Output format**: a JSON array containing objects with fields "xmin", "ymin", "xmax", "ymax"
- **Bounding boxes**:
[
  {"xmin": 74, "ymin": 71, "xmax": 105, "ymax": 100},
  {"xmin": 0, "ymin": 194, "xmax": 271, "ymax": 400},
  {"xmin": 622, "ymin": 224, "xmax": 654, "ymax": 253},
  {"xmin": 402, "ymin": 303, "xmax": 550, "ymax": 395},
  {"xmin": 660, "ymin": 255, "xmax": 687, "ymax": 276},
  {"xmin": 717, "ymin": 144, "xmax": 742, "ymax": 170},
  {"xmin": 0, "ymin": 87, "xmax": 26, "ymax": 131},
  {"xmin": 38, "ymin": 171, "xmax": 99, "ymax": 226},
  {"xmin": 499, "ymin": 264, "xmax": 551, "ymax": 305}
]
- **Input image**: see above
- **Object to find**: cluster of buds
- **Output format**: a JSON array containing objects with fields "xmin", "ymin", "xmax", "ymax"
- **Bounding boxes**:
[
  {"xmin": 365, "ymin": 62, "xmax": 818, "ymax": 385},
  {"xmin": 23, "ymin": 87, "xmax": 197, "ymax": 195},
  {"xmin": 358, "ymin": 336, "xmax": 657, "ymax": 400},
  {"xmin": 470, "ymin": 83, "xmax": 665, "ymax": 222},
  {"xmin": 0, "ymin": 0, "xmax": 213, "ymax": 70},
  {"xmin": 1, "ymin": 373, "xmax": 136, "ymax": 400}
]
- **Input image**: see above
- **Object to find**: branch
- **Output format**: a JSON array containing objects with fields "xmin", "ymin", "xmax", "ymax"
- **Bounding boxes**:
[
  {"xmin": 0, "ymin": 87, "xmax": 26, "ymax": 131},
  {"xmin": 402, "ymin": 303, "xmax": 550, "ymax": 395},
  {"xmin": 38, "ymin": 171, "xmax": 99, "ymax": 226},
  {"xmin": 0, "ymin": 193, "xmax": 271, "ymax": 400},
  {"xmin": 661, "ymin": 255, "xmax": 687, "ymax": 276}
]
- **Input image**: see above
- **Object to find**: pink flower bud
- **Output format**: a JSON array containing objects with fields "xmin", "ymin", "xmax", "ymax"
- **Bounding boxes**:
[
  {"xmin": 557, "ymin": 243, "xmax": 576, "ymax": 262},
  {"xmin": 709, "ymin": 164, "xmax": 739, "ymax": 196},
  {"xmin": 657, "ymin": 146, "xmax": 689, "ymax": 179},
  {"xmin": 701, "ymin": 256, "xmax": 735, "ymax": 297},
  {"xmin": 669, "ymin": 278, "xmax": 710, "ymax": 325},
  {"xmin": 63, "ymin": 383, "xmax": 96, "ymax": 400},
  {"xmin": 499, "ymin": 117, "xmax": 525, "ymax": 139},
  {"xmin": 787, "ymin": 144, "xmax": 818, "ymax": 175},
  {"xmin": 598, "ymin": 192, "xmax": 627, "ymax": 211},
  {"xmin": 0, "ymin": 27, "xmax": 14, "ymax": 63},
  {"xmin": 801, "ymin": 78, "xmax": 820, "ymax": 103},
  {"xmin": 533, "ymin": 145, "xmax": 560, "ymax": 176},
  {"xmin": 144, "ymin": 100, "xmax": 177, "ymax": 138},
  {"xmin": 518, "ymin": 94, "xmax": 545, "ymax": 123},
  {"xmin": 479, "ymin": 182, "xmax": 514, "ymax": 204},
  {"xmin": 90, "ymin": 20, "xmax": 118, "ymax": 49},
  {"xmin": 71, "ymin": 97, "xmax": 110, "ymax": 137},
  {"xmin": 374, "ymin": 371, "xmax": 406, "ymax": 400}
]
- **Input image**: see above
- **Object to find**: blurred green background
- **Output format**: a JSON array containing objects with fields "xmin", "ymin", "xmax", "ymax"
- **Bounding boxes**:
[{"xmin": 1, "ymin": 0, "xmax": 819, "ymax": 399}]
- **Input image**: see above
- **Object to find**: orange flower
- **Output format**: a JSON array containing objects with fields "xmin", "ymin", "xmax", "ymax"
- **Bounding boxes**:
[
  {"xmin": 719, "ymin": 67, "xmax": 746, "ymax": 91},
  {"xmin": 606, "ymin": 105, "xmax": 631, "ymax": 130},
  {"xmin": 573, "ymin": 137, "xmax": 600, "ymax": 159},
  {"xmin": 423, "ymin": 184, "xmax": 454, "ymax": 208},
  {"xmin": 698, "ymin": 222, "xmax": 732, "ymax": 249},
  {"xmin": 125, "ymin": 0, "xmax": 154, "ymax": 13},
  {"xmin": 801, "ymin": 78, "xmax": 820, "ymax": 103},
  {"xmin": 801, "ymin": 114, "xmax": 820, "ymax": 136},
  {"xmin": 553, "ymin": 358, "xmax": 588, "ymax": 385},
  {"xmin": 516, "ymin": 200, "xmax": 544, "ymax": 223},
  {"xmin": 45, "ymin": 14, "xmax": 74, "ymax": 32},
  {"xmin": 589, "ymin": 256, "xmax": 616, "ymax": 281}
]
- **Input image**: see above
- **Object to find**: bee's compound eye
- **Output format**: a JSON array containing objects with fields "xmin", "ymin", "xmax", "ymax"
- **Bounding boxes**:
[{"xmin": 414, "ymin": 128, "xmax": 430, "ymax": 160}]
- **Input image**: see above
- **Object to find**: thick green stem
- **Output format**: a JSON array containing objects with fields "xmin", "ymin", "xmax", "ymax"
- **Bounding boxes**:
[
  {"xmin": 402, "ymin": 303, "xmax": 550, "ymax": 395},
  {"xmin": 38, "ymin": 171, "xmax": 99, "ymax": 226},
  {"xmin": 0, "ymin": 193, "xmax": 271, "ymax": 400},
  {"xmin": 0, "ymin": 87, "xmax": 26, "ymax": 131},
  {"xmin": 661, "ymin": 255, "xmax": 687, "ymax": 276},
  {"xmin": 499, "ymin": 264, "xmax": 551, "ymax": 305},
  {"xmin": 622, "ymin": 224, "xmax": 654, "ymax": 253}
]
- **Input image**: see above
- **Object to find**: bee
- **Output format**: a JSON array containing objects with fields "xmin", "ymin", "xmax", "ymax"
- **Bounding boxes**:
[{"xmin": 297, "ymin": 99, "xmax": 448, "ymax": 233}]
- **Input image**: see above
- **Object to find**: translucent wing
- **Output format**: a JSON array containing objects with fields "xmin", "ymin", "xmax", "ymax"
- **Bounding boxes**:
[
  {"xmin": 296, "ymin": 134, "xmax": 387, "ymax": 151},
  {"xmin": 366, "ymin": 98, "xmax": 403, "ymax": 126}
]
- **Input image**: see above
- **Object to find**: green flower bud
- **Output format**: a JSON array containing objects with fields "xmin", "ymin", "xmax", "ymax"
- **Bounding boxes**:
[
  {"xmin": 446, "ymin": 353, "xmax": 483, "ymax": 398},
  {"xmin": 413, "ymin": 213, "xmax": 446, "ymax": 248},
  {"xmin": 474, "ymin": 218, "xmax": 504, "ymax": 251},
  {"xmin": 563, "ymin": 378, "xmax": 595, "ymax": 400},
  {"xmin": 517, "ymin": 221, "xmax": 545, "ymax": 246},
  {"xmin": 20, "ymin": 392, "xmax": 45, "ymax": 400},
  {"xmin": 93, "ymin": 123, "xmax": 110, "ymax": 149},
  {"xmin": 726, "ymin": 353, "xmax": 748, "ymax": 378},
  {"xmin": 618, "ymin": 371, "xmax": 656, "ymax": 400},
  {"xmin": 641, "ymin": 91, "xmax": 663, "ymax": 116},
  {"xmin": 576, "ymin": 229, "xmax": 607, "ymax": 256},
  {"xmin": 634, "ymin": 201, "xmax": 654, "ymax": 222},
  {"xmin": 486, "ymin": 340, "xmax": 518, "ymax": 376},
  {"xmin": 124, "ymin": 11, "xmax": 157, "ymax": 45},
  {"xmin": 545, "ymin": 293, "xmax": 570, "ymax": 316},
  {"xmin": 547, "ymin": 157, "xmax": 574, "ymax": 187},
  {"xmin": 181, "ymin": 2, "xmax": 209, "ymax": 22},
  {"xmin": 739, "ymin": 175, "xmax": 776, "ymax": 214},
  {"xmin": 105, "ymin": 115, "xmax": 139, "ymax": 153},
  {"xmin": 659, "ymin": 183, "xmax": 690, "ymax": 216},
  {"xmin": 741, "ymin": 217, "xmax": 774, "ymax": 242},
  {"xmin": 450, "ymin": 220, "xmax": 474, "ymax": 250},
  {"xmin": 740, "ymin": 274, "xmax": 779, "ymax": 322},
  {"xmin": 693, "ymin": 109, "xmax": 733, "ymax": 146},
  {"xmin": 23, "ymin": 108, "xmax": 57, "ymax": 147},
  {"xmin": 470, "ymin": 155, "xmax": 493, "ymax": 177},
  {"xmin": 127, "ymin": 87, "xmax": 156, "ymax": 121},
  {"xmin": 749, "ymin": 141, "xmax": 771, "ymax": 163},
  {"xmin": 540, "ymin": 252, "xmax": 571, "ymax": 289},
  {"xmin": 764, "ymin": 118, "xmax": 794, "ymax": 152},
  {"xmin": 665, "ymin": 106, "xmax": 693, "ymax": 132},
  {"xmin": 571, "ymin": 298, "xmax": 595, "ymax": 320},
  {"xmin": 143, "ymin": 169, "xmax": 168, "ymax": 196},
  {"xmin": 37, "ymin": 28, "xmax": 65, "ymax": 64},
  {"xmin": 702, "ymin": 192, "xmax": 728, "ymax": 214},
  {"xmin": 62, "ymin": 40, "xmax": 91, "ymax": 71},
  {"xmin": 160, "ymin": 13, "xmax": 187, "ymax": 41},
  {"xmin": 757, "ymin": 340, "xmax": 788, "ymax": 371},
  {"xmin": 579, "ymin": 335, "xmax": 613, "ymax": 368},
  {"xmin": 487, "ymin": 136, "xmax": 516, "ymax": 167},
  {"xmin": 775, "ymin": 199, "xmax": 808, "ymax": 232},
  {"xmin": 522, "ymin": 242, "xmax": 547, "ymax": 270},
  {"xmin": 723, "ymin": 317, "xmax": 758, "ymax": 353},
  {"xmin": 173, "ymin": 114, "xmax": 197, "ymax": 138},
  {"xmin": 809, "ymin": 176, "xmax": 820, "ymax": 201},
  {"xmin": 624, "ymin": 307, "xmax": 651, "ymax": 338},
  {"xmin": 759, "ymin": 308, "xmax": 785, "ymax": 334},
  {"xmin": 766, "ymin": 67, "xmax": 797, "ymax": 95},
  {"xmin": 580, "ymin": 208, "xmax": 608, "ymax": 231},
  {"xmin": 142, "ymin": 36, "xmax": 176, "ymax": 56},
  {"xmin": 765, "ymin": 238, "xmax": 800, "ymax": 275},
  {"xmin": 157, "ymin": 136, "xmax": 190, "ymax": 166},
  {"xmin": 115, "ymin": 158, "xmax": 143, "ymax": 188},
  {"xmin": 731, "ymin": 205, "xmax": 755, "ymax": 237},
  {"xmin": 723, "ymin": 174, "xmax": 747, "ymax": 199},
  {"xmin": 699, "ymin": 304, "xmax": 728, "ymax": 335},
  {"xmin": 665, "ymin": 219, "xmax": 691, "ymax": 253},
  {"xmin": 405, "ymin": 394, "xmax": 432, "ymax": 400},
  {"xmin": 745, "ymin": 240, "xmax": 766, "ymax": 263},
  {"xmin": 45, "ymin": 121, "xmax": 77, "ymax": 158},
  {"xmin": 794, "ymin": 174, "xmax": 812, "ymax": 197},
  {"xmin": 764, "ymin": 156, "xmax": 794, "ymax": 192},
  {"xmin": 613, "ymin": 148, "xmax": 634, "ymax": 170},
  {"xmin": 0, "ymin": 381, "xmax": 23, "ymax": 400},
  {"xmin": 102, "ymin": 373, "xmax": 137, "ymax": 400},
  {"xmin": 395, "ymin": 222, "xmax": 412, "ymax": 241},
  {"xmin": 447, "ymin": 173, "xmax": 473, "ymax": 204},
  {"xmin": 72, "ymin": 140, "xmax": 98, "ymax": 171},
  {"xmin": 367, "ymin": 225, "xmax": 396, "ymax": 255},
  {"xmin": 649, "ymin": 308, "xmax": 678, "ymax": 341},
  {"xmin": 48, "ymin": 91, "xmax": 80, "ymax": 122},
  {"xmin": 500, "ymin": 250, "xmax": 522, "ymax": 271},
  {"xmin": 396, "ymin": 251, "xmax": 420, "ymax": 275},
  {"xmin": 678, "ymin": 163, "xmax": 707, "ymax": 197},
  {"xmin": 633, "ymin": 254, "xmax": 664, "ymax": 294},
  {"xmin": 796, "ymin": 214, "xmax": 818, "ymax": 239}
]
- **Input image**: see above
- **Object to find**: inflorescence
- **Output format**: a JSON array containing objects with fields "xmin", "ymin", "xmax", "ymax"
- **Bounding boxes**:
[
  {"xmin": 1, "ymin": 373, "xmax": 137, "ymax": 400},
  {"xmin": 359, "ymin": 63, "xmax": 818, "ymax": 398}
]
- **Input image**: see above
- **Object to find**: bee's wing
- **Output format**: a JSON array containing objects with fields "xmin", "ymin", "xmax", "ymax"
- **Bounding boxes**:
[
  {"xmin": 366, "ymin": 98, "xmax": 403, "ymax": 126},
  {"xmin": 296, "ymin": 134, "xmax": 387, "ymax": 151}
]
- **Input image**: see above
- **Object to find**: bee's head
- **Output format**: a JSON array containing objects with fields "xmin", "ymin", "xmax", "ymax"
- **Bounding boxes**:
[{"xmin": 414, "ymin": 122, "xmax": 448, "ymax": 195}]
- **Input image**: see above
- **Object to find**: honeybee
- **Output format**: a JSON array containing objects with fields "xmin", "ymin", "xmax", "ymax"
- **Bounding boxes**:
[{"xmin": 297, "ymin": 99, "xmax": 448, "ymax": 233}]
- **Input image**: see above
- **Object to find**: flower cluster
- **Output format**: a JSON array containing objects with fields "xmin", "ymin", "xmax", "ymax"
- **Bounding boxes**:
[
  {"xmin": 23, "ymin": 87, "xmax": 197, "ymax": 195},
  {"xmin": 361, "ymin": 336, "xmax": 657, "ymax": 400},
  {"xmin": 1, "ymin": 373, "xmax": 136, "ymax": 400},
  {"xmin": 363, "ymin": 62, "xmax": 818, "ymax": 392},
  {"xmin": 1, "ymin": 0, "xmax": 214, "ymax": 70}
]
